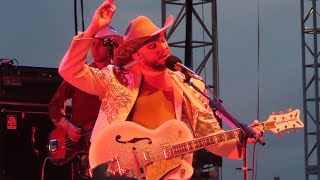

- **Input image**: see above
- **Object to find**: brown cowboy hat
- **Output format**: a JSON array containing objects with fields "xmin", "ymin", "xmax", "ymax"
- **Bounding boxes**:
[{"xmin": 114, "ymin": 15, "xmax": 173, "ymax": 66}]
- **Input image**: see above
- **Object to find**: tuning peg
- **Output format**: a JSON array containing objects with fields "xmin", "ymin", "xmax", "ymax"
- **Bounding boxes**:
[
  {"xmin": 272, "ymin": 112, "xmax": 276, "ymax": 115},
  {"xmin": 286, "ymin": 129, "xmax": 290, "ymax": 134},
  {"xmin": 293, "ymin": 125, "xmax": 297, "ymax": 132},
  {"xmin": 287, "ymin": 108, "xmax": 292, "ymax": 112},
  {"xmin": 277, "ymin": 129, "xmax": 282, "ymax": 137},
  {"xmin": 279, "ymin": 111, "xmax": 284, "ymax": 115}
]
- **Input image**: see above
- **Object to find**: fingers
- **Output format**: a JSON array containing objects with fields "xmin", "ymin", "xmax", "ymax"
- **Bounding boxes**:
[
  {"xmin": 253, "ymin": 119, "xmax": 259, "ymax": 124},
  {"xmin": 104, "ymin": 5, "xmax": 116, "ymax": 20},
  {"xmin": 247, "ymin": 138, "xmax": 256, "ymax": 144},
  {"xmin": 247, "ymin": 120, "xmax": 264, "ymax": 144},
  {"xmin": 69, "ymin": 132, "xmax": 81, "ymax": 142},
  {"xmin": 88, "ymin": 0, "xmax": 116, "ymax": 36},
  {"xmin": 68, "ymin": 126, "xmax": 81, "ymax": 142},
  {"xmin": 97, "ymin": 0, "xmax": 116, "ymax": 17},
  {"xmin": 97, "ymin": 0, "xmax": 114, "ymax": 11}
]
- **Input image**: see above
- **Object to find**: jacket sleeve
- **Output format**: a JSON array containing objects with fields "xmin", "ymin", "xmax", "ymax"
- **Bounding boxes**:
[
  {"xmin": 171, "ymin": 74, "xmax": 244, "ymax": 160},
  {"xmin": 192, "ymin": 80, "xmax": 244, "ymax": 160},
  {"xmin": 58, "ymin": 34, "xmax": 111, "ymax": 97},
  {"xmin": 48, "ymin": 81, "xmax": 74, "ymax": 124}
]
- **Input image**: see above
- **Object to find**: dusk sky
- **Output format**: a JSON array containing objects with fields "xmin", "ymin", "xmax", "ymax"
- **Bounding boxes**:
[{"xmin": 0, "ymin": 0, "xmax": 304, "ymax": 179}]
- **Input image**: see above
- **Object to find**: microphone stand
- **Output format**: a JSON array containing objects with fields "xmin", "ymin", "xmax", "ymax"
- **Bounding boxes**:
[{"xmin": 184, "ymin": 78, "xmax": 265, "ymax": 180}]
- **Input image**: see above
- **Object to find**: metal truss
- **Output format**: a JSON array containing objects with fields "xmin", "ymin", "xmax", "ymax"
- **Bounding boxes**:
[
  {"xmin": 161, "ymin": 0, "xmax": 218, "ymax": 96},
  {"xmin": 161, "ymin": 1, "xmax": 221, "ymax": 179},
  {"xmin": 301, "ymin": 0, "xmax": 320, "ymax": 179}
]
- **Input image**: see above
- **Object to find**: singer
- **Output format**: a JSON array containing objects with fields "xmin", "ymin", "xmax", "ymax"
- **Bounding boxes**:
[{"xmin": 58, "ymin": 0, "xmax": 264, "ymax": 179}]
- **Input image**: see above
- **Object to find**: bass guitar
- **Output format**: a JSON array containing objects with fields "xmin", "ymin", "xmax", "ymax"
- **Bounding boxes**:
[
  {"xmin": 89, "ymin": 109, "xmax": 303, "ymax": 180},
  {"xmin": 48, "ymin": 121, "xmax": 94, "ymax": 165}
]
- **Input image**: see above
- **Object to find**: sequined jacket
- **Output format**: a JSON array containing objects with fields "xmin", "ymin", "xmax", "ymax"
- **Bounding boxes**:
[{"xmin": 59, "ymin": 35, "xmax": 243, "ymax": 160}]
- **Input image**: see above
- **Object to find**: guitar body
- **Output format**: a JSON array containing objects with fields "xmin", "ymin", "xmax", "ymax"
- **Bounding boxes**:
[
  {"xmin": 48, "ymin": 121, "xmax": 94, "ymax": 165},
  {"xmin": 89, "ymin": 109, "xmax": 304, "ymax": 180},
  {"xmin": 89, "ymin": 120, "xmax": 194, "ymax": 180}
]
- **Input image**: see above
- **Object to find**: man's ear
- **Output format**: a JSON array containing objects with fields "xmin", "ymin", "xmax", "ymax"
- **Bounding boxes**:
[{"xmin": 132, "ymin": 52, "xmax": 140, "ymax": 61}]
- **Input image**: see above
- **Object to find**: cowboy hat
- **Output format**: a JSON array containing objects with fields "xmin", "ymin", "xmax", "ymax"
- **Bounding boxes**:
[
  {"xmin": 79, "ymin": 25, "xmax": 124, "ymax": 45},
  {"xmin": 114, "ymin": 15, "xmax": 173, "ymax": 66},
  {"xmin": 95, "ymin": 25, "xmax": 124, "ymax": 46}
]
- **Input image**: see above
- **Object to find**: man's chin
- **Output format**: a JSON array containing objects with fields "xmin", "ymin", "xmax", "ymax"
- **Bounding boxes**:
[{"xmin": 152, "ymin": 64, "xmax": 166, "ymax": 71}]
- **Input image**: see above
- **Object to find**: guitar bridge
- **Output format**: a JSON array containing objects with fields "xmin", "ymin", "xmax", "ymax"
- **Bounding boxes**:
[{"xmin": 105, "ymin": 157, "xmax": 136, "ymax": 178}]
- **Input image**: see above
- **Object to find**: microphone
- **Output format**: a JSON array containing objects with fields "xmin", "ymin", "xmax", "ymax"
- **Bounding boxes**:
[{"xmin": 165, "ymin": 55, "xmax": 202, "ymax": 81}]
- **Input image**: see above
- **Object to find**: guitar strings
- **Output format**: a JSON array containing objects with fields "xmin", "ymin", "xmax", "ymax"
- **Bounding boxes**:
[
  {"xmin": 64, "ymin": 131, "xmax": 92, "ymax": 145},
  {"xmin": 54, "ymin": 129, "xmax": 93, "ymax": 146}
]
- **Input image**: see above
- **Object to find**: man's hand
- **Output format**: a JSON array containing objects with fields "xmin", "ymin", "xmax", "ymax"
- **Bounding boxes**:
[
  {"xmin": 57, "ymin": 117, "xmax": 81, "ymax": 142},
  {"xmin": 86, "ymin": 0, "xmax": 116, "ymax": 38},
  {"xmin": 247, "ymin": 120, "xmax": 264, "ymax": 144}
]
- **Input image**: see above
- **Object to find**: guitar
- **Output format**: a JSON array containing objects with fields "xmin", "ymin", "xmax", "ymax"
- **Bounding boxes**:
[
  {"xmin": 89, "ymin": 109, "xmax": 303, "ymax": 180},
  {"xmin": 47, "ymin": 121, "xmax": 94, "ymax": 165}
]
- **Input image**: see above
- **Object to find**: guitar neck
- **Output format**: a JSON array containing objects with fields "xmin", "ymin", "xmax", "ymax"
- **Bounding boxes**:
[
  {"xmin": 170, "ymin": 108, "xmax": 303, "ymax": 157},
  {"xmin": 170, "ymin": 122, "xmax": 270, "ymax": 156}
]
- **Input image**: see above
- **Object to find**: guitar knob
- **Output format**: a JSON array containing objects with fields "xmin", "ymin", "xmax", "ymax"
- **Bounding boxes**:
[
  {"xmin": 181, "ymin": 169, "xmax": 186, "ymax": 174},
  {"xmin": 277, "ymin": 132, "xmax": 283, "ymax": 137}
]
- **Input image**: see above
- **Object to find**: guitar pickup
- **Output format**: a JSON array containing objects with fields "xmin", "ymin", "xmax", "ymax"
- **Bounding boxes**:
[
  {"xmin": 48, "ymin": 139, "xmax": 58, "ymax": 152},
  {"xmin": 162, "ymin": 144, "xmax": 173, "ymax": 159},
  {"xmin": 143, "ymin": 151, "xmax": 153, "ymax": 166}
]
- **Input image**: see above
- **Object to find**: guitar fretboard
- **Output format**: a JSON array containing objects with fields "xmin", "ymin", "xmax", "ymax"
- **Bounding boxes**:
[{"xmin": 171, "ymin": 122, "xmax": 269, "ymax": 156}]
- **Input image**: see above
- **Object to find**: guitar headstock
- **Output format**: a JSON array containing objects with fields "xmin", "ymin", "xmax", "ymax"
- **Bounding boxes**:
[{"xmin": 263, "ymin": 109, "xmax": 304, "ymax": 136}]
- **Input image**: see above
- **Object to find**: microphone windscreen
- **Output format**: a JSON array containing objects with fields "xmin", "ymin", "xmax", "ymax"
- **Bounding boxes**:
[{"xmin": 165, "ymin": 55, "xmax": 182, "ymax": 71}]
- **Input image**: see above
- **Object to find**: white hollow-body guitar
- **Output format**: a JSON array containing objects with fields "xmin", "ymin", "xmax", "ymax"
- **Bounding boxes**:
[{"xmin": 89, "ymin": 109, "xmax": 303, "ymax": 180}]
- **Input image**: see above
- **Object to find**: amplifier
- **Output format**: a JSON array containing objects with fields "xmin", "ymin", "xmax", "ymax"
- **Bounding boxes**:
[{"xmin": 0, "ymin": 65, "xmax": 63, "ymax": 104}]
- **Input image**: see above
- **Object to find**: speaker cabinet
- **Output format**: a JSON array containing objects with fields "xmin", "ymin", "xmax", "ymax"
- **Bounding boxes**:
[{"xmin": 0, "ymin": 108, "xmax": 55, "ymax": 180}]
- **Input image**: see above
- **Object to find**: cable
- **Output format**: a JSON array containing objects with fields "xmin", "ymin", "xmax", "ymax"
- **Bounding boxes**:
[
  {"xmin": 201, "ymin": 2, "xmax": 206, "ymax": 82},
  {"xmin": 220, "ymin": 164, "xmax": 223, "ymax": 180},
  {"xmin": 73, "ymin": 0, "xmax": 85, "ymax": 35},
  {"xmin": 257, "ymin": 0, "xmax": 261, "ymax": 131},
  {"xmin": 74, "ymin": 0, "xmax": 78, "ymax": 35},
  {"xmin": 12, "ymin": 58, "xmax": 19, "ymax": 67},
  {"xmin": 41, "ymin": 157, "xmax": 52, "ymax": 180},
  {"xmin": 255, "ymin": 0, "xmax": 261, "ymax": 178},
  {"xmin": 0, "ymin": 58, "xmax": 19, "ymax": 67},
  {"xmin": 80, "ymin": 0, "xmax": 85, "ymax": 32}
]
